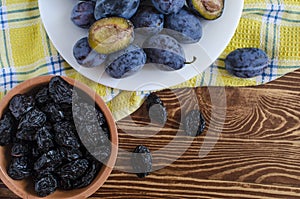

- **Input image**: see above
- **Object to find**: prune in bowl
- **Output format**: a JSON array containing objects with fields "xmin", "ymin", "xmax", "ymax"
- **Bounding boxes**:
[{"xmin": 0, "ymin": 75, "xmax": 118, "ymax": 198}]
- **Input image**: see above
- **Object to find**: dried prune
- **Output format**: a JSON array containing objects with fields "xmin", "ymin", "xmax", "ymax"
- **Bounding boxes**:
[
  {"xmin": 56, "ymin": 159, "xmax": 89, "ymax": 181},
  {"xmin": 18, "ymin": 109, "xmax": 46, "ymax": 130},
  {"xmin": 33, "ymin": 170, "xmax": 52, "ymax": 182},
  {"xmin": 8, "ymin": 156, "xmax": 32, "ymax": 180},
  {"xmin": 73, "ymin": 102, "xmax": 111, "ymax": 162},
  {"xmin": 59, "ymin": 147, "xmax": 82, "ymax": 162},
  {"xmin": 32, "ymin": 145, "xmax": 42, "ymax": 159},
  {"xmin": 41, "ymin": 103, "xmax": 64, "ymax": 122},
  {"xmin": 148, "ymin": 104, "xmax": 167, "ymax": 125},
  {"xmin": 35, "ymin": 86, "xmax": 50, "ymax": 106},
  {"xmin": 0, "ymin": 112, "xmax": 16, "ymax": 146},
  {"xmin": 35, "ymin": 174, "xmax": 58, "ymax": 197},
  {"xmin": 58, "ymin": 178, "xmax": 73, "ymax": 190},
  {"xmin": 59, "ymin": 103, "xmax": 74, "ymax": 121},
  {"xmin": 53, "ymin": 121, "xmax": 80, "ymax": 149},
  {"xmin": 77, "ymin": 122, "xmax": 111, "ymax": 162},
  {"xmin": 87, "ymin": 144, "xmax": 111, "ymax": 163},
  {"xmin": 36, "ymin": 125, "xmax": 54, "ymax": 153},
  {"xmin": 16, "ymin": 128, "xmax": 37, "ymax": 141},
  {"xmin": 225, "ymin": 48, "xmax": 269, "ymax": 78},
  {"xmin": 146, "ymin": 93, "xmax": 163, "ymax": 109},
  {"xmin": 97, "ymin": 109, "xmax": 106, "ymax": 127},
  {"xmin": 34, "ymin": 149, "xmax": 63, "ymax": 172},
  {"xmin": 49, "ymin": 76, "xmax": 74, "ymax": 104},
  {"xmin": 76, "ymin": 123, "xmax": 105, "ymax": 146},
  {"xmin": 131, "ymin": 145, "xmax": 152, "ymax": 178},
  {"xmin": 101, "ymin": 122, "xmax": 110, "ymax": 136},
  {"xmin": 146, "ymin": 93, "xmax": 167, "ymax": 124},
  {"xmin": 72, "ymin": 102, "xmax": 99, "ymax": 123},
  {"xmin": 183, "ymin": 110, "xmax": 206, "ymax": 136},
  {"xmin": 11, "ymin": 142, "xmax": 30, "ymax": 157},
  {"xmin": 73, "ymin": 160, "xmax": 101, "ymax": 189},
  {"xmin": 9, "ymin": 94, "xmax": 34, "ymax": 120}
]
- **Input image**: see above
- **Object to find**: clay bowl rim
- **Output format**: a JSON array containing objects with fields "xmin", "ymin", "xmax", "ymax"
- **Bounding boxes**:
[{"xmin": 0, "ymin": 75, "xmax": 118, "ymax": 199}]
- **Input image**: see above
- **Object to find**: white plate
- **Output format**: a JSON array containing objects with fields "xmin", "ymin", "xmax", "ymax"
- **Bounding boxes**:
[{"xmin": 38, "ymin": 0, "xmax": 244, "ymax": 91}]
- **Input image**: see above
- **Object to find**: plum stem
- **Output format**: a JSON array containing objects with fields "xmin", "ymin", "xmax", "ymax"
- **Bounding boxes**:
[{"xmin": 185, "ymin": 56, "xmax": 197, "ymax": 64}]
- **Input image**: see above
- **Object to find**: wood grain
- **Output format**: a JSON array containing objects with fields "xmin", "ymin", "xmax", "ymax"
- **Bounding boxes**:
[{"xmin": 1, "ymin": 69, "xmax": 300, "ymax": 198}]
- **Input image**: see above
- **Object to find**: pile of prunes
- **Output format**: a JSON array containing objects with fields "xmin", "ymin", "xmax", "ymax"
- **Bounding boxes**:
[{"xmin": 0, "ymin": 76, "xmax": 111, "ymax": 197}]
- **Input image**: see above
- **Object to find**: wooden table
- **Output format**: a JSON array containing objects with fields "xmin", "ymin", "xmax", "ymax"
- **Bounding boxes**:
[{"xmin": 1, "ymin": 69, "xmax": 300, "ymax": 198}]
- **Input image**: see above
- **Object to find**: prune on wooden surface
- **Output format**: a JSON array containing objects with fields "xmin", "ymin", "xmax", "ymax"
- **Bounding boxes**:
[
  {"xmin": 53, "ymin": 121, "xmax": 81, "ymax": 149},
  {"xmin": 36, "ymin": 125, "xmax": 54, "ymax": 153},
  {"xmin": 11, "ymin": 142, "xmax": 30, "ymax": 157},
  {"xmin": 9, "ymin": 94, "xmax": 35, "ymax": 120},
  {"xmin": 35, "ymin": 174, "xmax": 58, "ymax": 197},
  {"xmin": 18, "ymin": 109, "xmax": 46, "ymax": 130},
  {"xmin": 7, "ymin": 156, "xmax": 32, "ymax": 180},
  {"xmin": 131, "ymin": 145, "xmax": 152, "ymax": 178},
  {"xmin": 146, "ymin": 93, "xmax": 167, "ymax": 124},
  {"xmin": 0, "ymin": 112, "xmax": 16, "ymax": 146},
  {"xmin": 34, "ymin": 149, "xmax": 63, "ymax": 172},
  {"xmin": 56, "ymin": 159, "xmax": 89, "ymax": 181},
  {"xmin": 146, "ymin": 93, "xmax": 163, "ymax": 109},
  {"xmin": 183, "ymin": 109, "xmax": 206, "ymax": 137},
  {"xmin": 49, "ymin": 76, "xmax": 74, "ymax": 104}
]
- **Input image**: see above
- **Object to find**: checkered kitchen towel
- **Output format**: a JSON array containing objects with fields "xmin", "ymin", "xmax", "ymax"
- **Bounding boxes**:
[{"xmin": 0, "ymin": 0, "xmax": 300, "ymax": 121}]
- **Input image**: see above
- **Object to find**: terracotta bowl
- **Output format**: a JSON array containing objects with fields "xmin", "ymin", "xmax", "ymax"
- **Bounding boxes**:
[{"xmin": 0, "ymin": 75, "xmax": 118, "ymax": 198}]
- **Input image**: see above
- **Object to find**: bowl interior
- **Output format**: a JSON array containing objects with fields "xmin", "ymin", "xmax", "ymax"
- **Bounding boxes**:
[{"xmin": 0, "ymin": 75, "xmax": 118, "ymax": 199}]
